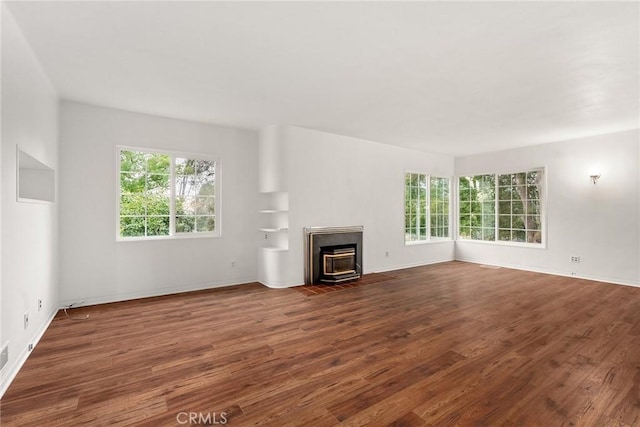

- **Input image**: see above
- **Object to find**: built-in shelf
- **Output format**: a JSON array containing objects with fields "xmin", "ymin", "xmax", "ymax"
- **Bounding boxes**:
[
  {"xmin": 17, "ymin": 147, "xmax": 55, "ymax": 203},
  {"xmin": 258, "ymin": 191, "xmax": 289, "ymax": 252},
  {"xmin": 261, "ymin": 246, "xmax": 288, "ymax": 252}
]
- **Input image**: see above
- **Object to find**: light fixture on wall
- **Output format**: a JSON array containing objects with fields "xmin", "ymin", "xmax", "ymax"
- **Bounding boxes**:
[{"xmin": 590, "ymin": 173, "xmax": 601, "ymax": 185}]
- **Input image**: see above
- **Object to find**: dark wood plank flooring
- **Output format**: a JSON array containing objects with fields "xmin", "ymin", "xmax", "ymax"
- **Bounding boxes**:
[{"xmin": 2, "ymin": 261, "xmax": 640, "ymax": 426}]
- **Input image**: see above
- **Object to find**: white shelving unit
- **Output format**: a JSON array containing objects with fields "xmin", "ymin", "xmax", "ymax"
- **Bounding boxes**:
[
  {"xmin": 258, "ymin": 191, "xmax": 290, "ymax": 285},
  {"xmin": 258, "ymin": 191, "xmax": 289, "ymax": 251}
]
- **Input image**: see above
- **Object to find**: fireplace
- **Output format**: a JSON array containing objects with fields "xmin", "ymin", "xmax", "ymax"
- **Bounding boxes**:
[{"xmin": 304, "ymin": 226, "xmax": 363, "ymax": 284}]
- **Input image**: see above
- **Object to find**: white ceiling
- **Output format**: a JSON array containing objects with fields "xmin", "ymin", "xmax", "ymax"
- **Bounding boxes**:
[{"xmin": 6, "ymin": 1, "xmax": 639, "ymax": 156}]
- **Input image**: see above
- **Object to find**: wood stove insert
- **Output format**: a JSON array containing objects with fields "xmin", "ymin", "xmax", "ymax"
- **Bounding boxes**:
[{"xmin": 304, "ymin": 226, "xmax": 363, "ymax": 284}]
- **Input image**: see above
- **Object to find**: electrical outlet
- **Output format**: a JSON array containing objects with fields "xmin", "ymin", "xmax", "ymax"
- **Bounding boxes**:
[
  {"xmin": 24, "ymin": 312, "xmax": 29, "ymax": 330},
  {"xmin": 38, "ymin": 298, "xmax": 42, "ymax": 312},
  {"xmin": 28, "ymin": 343, "xmax": 33, "ymax": 352},
  {"xmin": 231, "ymin": 260, "xmax": 236, "ymax": 267},
  {"xmin": 385, "ymin": 251, "xmax": 390, "ymax": 257},
  {"xmin": 570, "ymin": 256, "xmax": 580, "ymax": 263}
]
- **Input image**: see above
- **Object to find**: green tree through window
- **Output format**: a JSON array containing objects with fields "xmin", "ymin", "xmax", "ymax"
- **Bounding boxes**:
[
  {"xmin": 405, "ymin": 173, "xmax": 450, "ymax": 243},
  {"xmin": 459, "ymin": 169, "xmax": 543, "ymax": 244},
  {"xmin": 119, "ymin": 149, "xmax": 218, "ymax": 239}
]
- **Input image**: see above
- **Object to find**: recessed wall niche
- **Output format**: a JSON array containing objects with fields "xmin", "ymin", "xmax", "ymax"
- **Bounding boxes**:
[{"xmin": 17, "ymin": 147, "xmax": 55, "ymax": 203}]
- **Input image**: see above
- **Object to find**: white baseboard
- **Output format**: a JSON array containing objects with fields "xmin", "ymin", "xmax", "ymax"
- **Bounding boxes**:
[
  {"xmin": 371, "ymin": 258, "xmax": 455, "ymax": 274},
  {"xmin": 0, "ymin": 308, "xmax": 58, "ymax": 399},
  {"xmin": 456, "ymin": 257, "xmax": 640, "ymax": 288},
  {"xmin": 258, "ymin": 258, "xmax": 457, "ymax": 288},
  {"xmin": 58, "ymin": 275, "xmax": 258, "ymax": 308}
]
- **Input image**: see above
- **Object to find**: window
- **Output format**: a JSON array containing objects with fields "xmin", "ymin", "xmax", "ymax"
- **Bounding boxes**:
[
  {"xmin": 458, "ymin": 169, "xmax": 543, "ymax": 245},
  {"xmin": 498, "ymin": 171, "xmax": 542, "ymax": 243},
  {"xmin": 458, "ymin": 174, "xmax": 495, "ymax": 241},
  {"xmin": 405, "ymin": 172, "xmax": 450, "ymax": 243},
  {"xmin": 118, "ymin": 148, "xmax": 219, "ymax": 239},
  {"xmin": 430, "ymin": 177, "xmax": 450, "ymax": 238}
]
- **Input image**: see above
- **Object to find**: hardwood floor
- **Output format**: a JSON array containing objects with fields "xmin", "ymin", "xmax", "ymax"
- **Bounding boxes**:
[{"xmin": 2, "ymin": 261, "xmax": 640, "ymax": 426}]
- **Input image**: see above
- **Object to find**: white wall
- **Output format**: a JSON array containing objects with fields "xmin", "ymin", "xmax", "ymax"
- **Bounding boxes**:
[
  {"xmin": 455, "ymin": 129, "xmax": 640, "ymax": 286},
  {"xmin": 1, "ymin": 5, "xmax": 59, "ymax": 396},
  {"xmin": 259, "ymin": 125, "xmax": 456, "ymax": 287},
  {"xmin": 59, "ymin": 101, "xmax": 259, "ymax": 306}
]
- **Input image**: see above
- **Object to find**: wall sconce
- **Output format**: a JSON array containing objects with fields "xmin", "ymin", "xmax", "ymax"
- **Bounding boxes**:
[{"xmin": 590, "ymin": 174, "xmax": 601, "ymax": 185}]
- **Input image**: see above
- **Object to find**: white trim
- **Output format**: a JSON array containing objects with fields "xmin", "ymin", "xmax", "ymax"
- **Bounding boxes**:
[
  {"xmin": 405, "ymin": 239, "xmax": 453, "ymax": 246},
  {"xmin": 456, "ymin": 257, "xmax": 640, "ymax": 288},
  {"xmin": 455, "ymin": 238, "xmax": 546, "ymax": 250},
  {"xmin": 59, "ymin": 275, "xmax": 257, "ymax": 308},
  {"xmin": 372, "ymin": 257, "xmax": 455, "ymax": 274},
  {"xmin": 0, "ymin": 308, "xmax": 58, "ymax": 399}
]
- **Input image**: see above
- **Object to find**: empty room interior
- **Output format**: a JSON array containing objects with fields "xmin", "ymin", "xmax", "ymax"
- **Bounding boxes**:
[{"xmin": 1, "ymin": 1, "xmax": 640, "ymax": 425}]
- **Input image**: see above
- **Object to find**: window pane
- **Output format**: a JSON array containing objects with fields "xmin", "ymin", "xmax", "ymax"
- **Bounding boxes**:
[
  {"xmin": 498, "ymin": 186, "xmax": 511, "ymax": 200},
  {"xmin": 512, "ymin": 200, "xmax": 524, "ymax": 215},
  {"xmin": 528, "ymin": 200, "xmax": 540, "ymax": 215},
  {"xmin": 512, "ymin": 216, "xmax": 525, "ymax": 230},
  {"xmin": 526, "ymin": 215, "xmax": 541, "ymax": 230},
  {"xmin": 513, "ymin": 230, "xmax": 526, "ymax": 242},
  {"xmin": 196, "ymin": 216, "xmax": 216, "ymax": 232},
  {"xmin": 482, "ymin": 228, "xmax": 495, "ymax": 241},
  {"xmin": 147, "ymin": 195, "xmax": 170, "ymax": 216},
  {"xmin": 482, "ymin": 202, "xmax": 495, "ymax": 214},
  {"xmin": 120, "ymin": 194, "xmax": 145, "ymax": 216},
  {"xmin": 527, "ymin": 185, "xmax": 540, "ymax": 200},
  {"xmin": 471, "ymin": 228, "xmax": 482, "ymax": 240},
  {"xmin": 498, "ymin": 215, "xmax": 511, "ymax": 229},
  {"xmin": 498, "ymin": 201, "xmax": 511, "ymax": 214},
  {"xmin": 498, "ymin": 229, "xmax": 511, "ymax": 241},
  {"xmin": 146, "ymin": 173, "xmax": 170, "ymax": 192},
  {"xmin": 177, "ymin": 196, "xmax": 196, "ymax": 216},
  {"xmin": 120, "ymin": 172, "xmax": 145, "ymax": 194},
  {"xmin": 482, "ymin": 215, "xmax": 495, "ymax": 228},
  {"xmin": 498, "ymin": 174, "xmax": 511, "ymax": 186},
  {"xmin": 147, "ymin": 216, "xmax": 170, "ymax": 236},
  {"xmin": 120, "ymin": 150, "xmax": 146, "ymax": 173},
  {"xmin": 176, "ymin": 216, "xmax": 195, "ymax": 233},
  {"xmin": 195, "ymin": 197, "xmax": 216, "ymax": 215},
  {"xmin": 120, "ymin": 216, "xmax": 145, "ymax": 237},
  {"xmin": 527, "ymin": 230, "xmax": 542, "ymax": 243},
  {"xmin": 146, "ymin": 153, "xmax": 170, "ymax": 175},
  {"xmin": 513, "ymin": 186, "xmax": 525, "ymax": 201}
]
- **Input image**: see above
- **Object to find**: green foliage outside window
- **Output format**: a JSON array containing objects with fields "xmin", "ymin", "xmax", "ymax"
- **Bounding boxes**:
[
  {"xmin": 119, "ymin": 149, "xmax": 217, "ymax": 238},
  {"xmin": 459, "ymin": 170, "xmax": 543, "ymax": 244},
  {"xmin": 405, "ymin": 173, "xmax": 450, "ymax": 242}
]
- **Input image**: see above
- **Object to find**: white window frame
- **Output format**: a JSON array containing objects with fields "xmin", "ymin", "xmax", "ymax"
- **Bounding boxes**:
[
  {"xmin": 404, "ymin": 171, "xmax": 452, "ymax": 245},
  {"xmin": 116, "ymin": 146, "xmax": 221, "ymax": 241},
  {"xmin": 456, "ymin": 167, "xmax": 546, "ymax": 248}
]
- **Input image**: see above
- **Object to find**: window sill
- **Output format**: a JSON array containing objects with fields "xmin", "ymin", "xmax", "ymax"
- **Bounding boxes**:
[
  {"xmin": 405, "ymin": 239, "xmax": 453, "ymax": 246},
  {"xmin": 117, "ymin": 233, "xmax": 221, "ymax": 242},
  {"xmin": 456, "ymin": 238, "xmax": 546, "ymax": 250}
]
